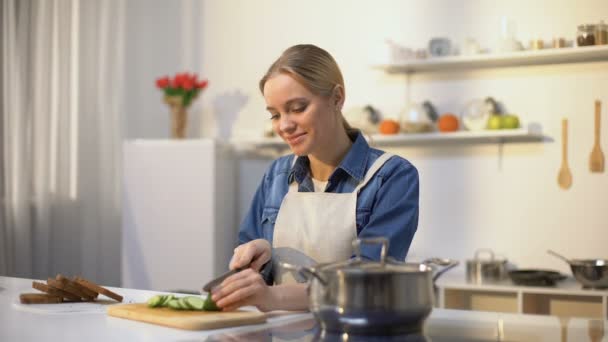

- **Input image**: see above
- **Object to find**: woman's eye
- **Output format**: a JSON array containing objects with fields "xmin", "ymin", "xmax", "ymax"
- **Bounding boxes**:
[
  {"xmin": 269, "ymin": 113, "xmax": 279, "ymax": 120},
  {"xmin": 292, "ymin": 105, "xmax": 306, "ymax": 113}
]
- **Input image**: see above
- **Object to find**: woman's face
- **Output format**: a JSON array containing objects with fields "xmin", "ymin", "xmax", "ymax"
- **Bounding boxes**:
[{"xmin": 263, "ymin": 73, "xmax": 340, "ymax": 156}]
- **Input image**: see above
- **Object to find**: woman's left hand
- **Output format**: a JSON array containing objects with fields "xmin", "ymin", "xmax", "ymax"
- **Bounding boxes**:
[{"xmin": 211, "ymin": 268, "xmax": 276, "ymax": 312}]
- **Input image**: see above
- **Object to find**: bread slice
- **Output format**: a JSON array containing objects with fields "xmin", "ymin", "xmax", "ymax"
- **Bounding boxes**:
[
  {"xmin": 56, "ymin": 274, "xmax": 98, "ymax": 299},
  {"xmin": 20, "ymin": 293, "xmax": 63, "ymax": 304},
  {"xmin": 74, "ymin": 276, "xmax": 123, "ymax": 302},
  {"xmin": 47, "ymin": 278, "xmax": 90, "ymax": 301},
  {"xmin": 32, "ymin": 281, "xmax": 81, "ymax": 302}
]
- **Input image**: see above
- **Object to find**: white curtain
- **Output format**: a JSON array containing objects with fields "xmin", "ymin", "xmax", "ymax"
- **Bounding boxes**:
[{"xmin": 1, "ymin": 0, "xmax": 124, "ymax": 285}]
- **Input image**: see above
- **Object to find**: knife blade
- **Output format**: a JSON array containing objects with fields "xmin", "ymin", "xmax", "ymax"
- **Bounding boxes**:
[{"xmin": 202, "ymin": 266, "xmax": 248, "ymax": 292}]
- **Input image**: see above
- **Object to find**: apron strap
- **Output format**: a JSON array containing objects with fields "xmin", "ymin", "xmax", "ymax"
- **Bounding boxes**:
[
  {"xmin": 288, "ymin": 155, "xmax": 299, "ymax": 193},
  {"xmin": 354, "ymin": 152, "xmax": 394, "ymax": 193}
]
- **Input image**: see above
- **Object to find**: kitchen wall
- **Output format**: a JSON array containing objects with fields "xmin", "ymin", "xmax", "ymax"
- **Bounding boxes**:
[{"xmin": 125, "ymin": 0, "xmax": 608, "ymax": 275}]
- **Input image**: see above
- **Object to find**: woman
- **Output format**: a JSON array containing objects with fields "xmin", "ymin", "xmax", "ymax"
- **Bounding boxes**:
[{"xmin": 211, "ymin": 44, "xmax": 419, "ymax": 312}]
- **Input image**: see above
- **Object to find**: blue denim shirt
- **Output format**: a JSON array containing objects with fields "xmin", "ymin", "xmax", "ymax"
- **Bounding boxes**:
[{"xmin": 238, "ymin": 132, "xmax": 419, "ymax": 277}]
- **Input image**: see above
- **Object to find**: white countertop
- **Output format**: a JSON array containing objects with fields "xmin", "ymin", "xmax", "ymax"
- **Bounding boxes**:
[{"xmin": 1, "ymin": 276, "xmax": 606, "ymax": 341}]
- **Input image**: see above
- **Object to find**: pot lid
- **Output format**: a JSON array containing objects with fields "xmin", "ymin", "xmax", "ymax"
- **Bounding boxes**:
[
  {"xmin": 315, "ymin": 238, "xmax": 455, "ymax": 274},
  {"xmin": 316, "ymin": 257, "xmax": 432, "ymax": 274},
  {"xmin": 467, "ymin": 248, "xmax": 507, "ymax": 264}
]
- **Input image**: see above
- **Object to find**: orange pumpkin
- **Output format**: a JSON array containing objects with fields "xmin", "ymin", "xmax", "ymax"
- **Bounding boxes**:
[
  {"xmin": 379, "ymin": 119, "xmax": 400, "ymax": 135},
  {"xmin": 437, "ymin": 114, "xmax": 459, "ymax": 132}
]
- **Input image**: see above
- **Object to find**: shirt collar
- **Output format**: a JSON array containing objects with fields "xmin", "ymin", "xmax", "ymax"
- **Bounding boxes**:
[{"xmin": 288, "ymin": 131, "xmax": 370, "ymax": 185}]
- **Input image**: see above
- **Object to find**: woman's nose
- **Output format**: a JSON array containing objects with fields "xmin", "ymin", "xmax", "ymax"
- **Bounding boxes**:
[{"xmin": 278, "ymin": 115, "xmax": 296, "ymax": 133}]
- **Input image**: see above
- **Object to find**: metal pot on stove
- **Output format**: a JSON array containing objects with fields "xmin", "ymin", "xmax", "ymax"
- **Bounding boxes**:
[
  {"xmin": 466, "ymin": 249, "xmax": 509, "ymax": 284},
  {"xmin": 280, "ymin": 237, "xmax": 458, "ymax": 335}
]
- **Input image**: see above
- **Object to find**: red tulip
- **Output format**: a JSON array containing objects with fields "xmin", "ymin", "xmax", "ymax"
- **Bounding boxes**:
[
  {"xmin": 195, "ymin": 80, "xmax": 208, "ymax": 89},
  {"xmin": 183, "ymin": 78, "xmax": 194, "ymax": 90},
  {"xmin": 156, "ymin": 77, "xmax": 169, "ymax": 89}
]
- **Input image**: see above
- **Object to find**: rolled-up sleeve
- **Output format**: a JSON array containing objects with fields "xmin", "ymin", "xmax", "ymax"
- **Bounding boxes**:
[{"xmin": 357, "ymin": 161, "xmax": 419, "ymax": 261}]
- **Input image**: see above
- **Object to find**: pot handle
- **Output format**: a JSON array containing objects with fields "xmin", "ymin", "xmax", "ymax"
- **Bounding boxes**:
[
  {"xmin": 352, "ymin": 237, "xmax": 389, "ymax": 266},
  {"xmin": 279, "ymin": 262, "xmax": 328, "ymax": 286},
  {"xmin": 422, "ymin": 258, "xmax": 459, "ymax": 282},
  {"xmin": 474, "ymin": 248, "xmax": 495, "ymax": 261}
]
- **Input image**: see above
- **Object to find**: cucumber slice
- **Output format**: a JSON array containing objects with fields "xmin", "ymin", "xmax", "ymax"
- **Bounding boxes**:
[
  {"xmin": 178, "ymin": 297, "xmax": 190, "ymax": 310},
  {"xmin": 168, "ymin": 299, "xmax": 181, "ymax": 310},
  {"xmin": 147, "ymin": 295, "xmax": 163, "ymax": 308},
  {"xmin": 160, "ymin": 294, "xmax": 174, "ymax": 307},
  {"xmin": 203, "ymin": 293, "xmax": 220, "ymax": 311},
  {"xmin": 185, "ymin": 296, "xmax": 205, "ymax": 310}
]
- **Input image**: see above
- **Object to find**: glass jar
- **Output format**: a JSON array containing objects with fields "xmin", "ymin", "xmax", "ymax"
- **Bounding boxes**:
[
  {"xmin": 577, "ymin": 24, "xmax": 596, "ymax": 46},
  {"xmin": 596, "ymin": 21, "xmax": 608, "ymax": 45}
]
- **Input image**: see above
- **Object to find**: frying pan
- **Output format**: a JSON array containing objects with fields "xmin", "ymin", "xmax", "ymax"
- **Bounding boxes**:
[
  {"xmin": 548, "ymin": 250, "xmax": 608, "ymax": 289},
  {"xmin": 508, "ymin": 269, "xmax": 566, "ymax": 287}
]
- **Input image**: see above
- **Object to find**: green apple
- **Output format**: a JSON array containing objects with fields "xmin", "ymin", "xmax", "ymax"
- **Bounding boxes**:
[
  {"xmin": 500, "ymin": 114, "xmax": 520, "ymax": 129},
  {"xmin": 486, "ymin": 115, "xmax": 502, "ymax": 130}
]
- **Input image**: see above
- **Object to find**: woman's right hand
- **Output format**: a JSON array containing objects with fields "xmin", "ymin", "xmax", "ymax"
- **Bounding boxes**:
[{"xmin": 229, "ymin": 239, "xmax": 271, "ymax": 271}]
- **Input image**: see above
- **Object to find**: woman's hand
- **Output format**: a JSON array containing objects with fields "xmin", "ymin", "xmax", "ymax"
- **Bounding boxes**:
[
  {"xmin": 229, "ymin": 239, "xmax": 271, "ymax": 271},
  {"xmin": 211, "ymin": 268, "xmax": 276, "ymax": 312}
]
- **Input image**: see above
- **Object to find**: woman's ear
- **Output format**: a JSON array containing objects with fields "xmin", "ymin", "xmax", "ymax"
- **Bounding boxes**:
[{"xmin": 331, "ymin": 85, "xmax": 345, "ymax": 110}]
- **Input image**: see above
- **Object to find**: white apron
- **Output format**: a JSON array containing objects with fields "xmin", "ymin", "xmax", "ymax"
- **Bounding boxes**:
[{"xmin": 272, "ymin": 152, "xmax": 394, "ymax": 284}]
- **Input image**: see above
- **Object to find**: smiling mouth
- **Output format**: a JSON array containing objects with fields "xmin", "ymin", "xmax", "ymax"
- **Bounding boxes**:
[{"xmin": 285, "ymin": 133, "xmax": 306, "ymax": 145}]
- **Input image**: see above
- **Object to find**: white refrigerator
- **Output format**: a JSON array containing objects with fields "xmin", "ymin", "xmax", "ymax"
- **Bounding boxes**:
[{"xmin": 122, "ymin": 139, "xmax": 236, "ymax": 292}]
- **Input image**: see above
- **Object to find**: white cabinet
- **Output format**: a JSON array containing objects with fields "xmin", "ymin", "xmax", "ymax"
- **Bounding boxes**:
[
  {"xmin": 436, "ymin": 275, "xmax": 608, "ymax": 320},
  {"xmin": 122, "ymin": 139, "xmax": 236, "ymax": 292}
]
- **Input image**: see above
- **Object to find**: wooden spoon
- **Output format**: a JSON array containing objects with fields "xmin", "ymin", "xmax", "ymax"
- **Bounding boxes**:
[
  {"xmin": 558, "ymin": 119, "xmax": 573, "ymax": 189},
  {"xmin": 589, "ymin": 100, "xmax": 605, "ymax": 173}
]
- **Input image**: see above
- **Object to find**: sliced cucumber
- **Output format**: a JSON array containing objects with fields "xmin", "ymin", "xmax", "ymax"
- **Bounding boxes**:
[
  {"xmin": 168, "ymin": 299, "xmax": 181, "ymax": 310},
  {"xmin": 184, "ymin": 296, "xmax": 205, "ymax": 310},
  {"xmin": 160, "ymin": 294, "xmax": 174, "ymax": 307},
  {"xmin": 203, "ymin": 293, "xmax": 220, "ymax": 311},
  {"xmin": 177, "ymin": 297, "xmax": 190, "ymax": 310},
  {"xmin": 147, "ymin": 295, "xmax": 163, "ymax": 308}
]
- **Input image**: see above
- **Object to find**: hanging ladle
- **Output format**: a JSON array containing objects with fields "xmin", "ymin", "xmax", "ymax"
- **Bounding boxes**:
[{"xmin": 547, "ymin": 249, "xmax": 572, "ymax": 264}]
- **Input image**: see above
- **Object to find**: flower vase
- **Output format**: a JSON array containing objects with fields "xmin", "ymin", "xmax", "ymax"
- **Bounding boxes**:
[{"xmin": 165, "ymin": 95, "xmax": 189, "ymax": 139}]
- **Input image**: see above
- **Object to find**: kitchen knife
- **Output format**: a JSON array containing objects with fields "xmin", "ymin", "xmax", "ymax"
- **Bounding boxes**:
[{"xmin": 202, "ymin": 266, "xmax": 248, "ymax": 292}]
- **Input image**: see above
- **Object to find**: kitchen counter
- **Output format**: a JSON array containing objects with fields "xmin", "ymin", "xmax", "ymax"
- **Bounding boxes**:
[{"xmin": 1, "ymin": 276, "xmax": 606, "ymax": 341}]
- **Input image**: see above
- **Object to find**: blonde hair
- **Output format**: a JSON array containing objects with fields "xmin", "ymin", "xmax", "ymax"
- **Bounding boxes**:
[{"xmin": 259, "ymin": 44, "xmax": 357, "ymax": 135}]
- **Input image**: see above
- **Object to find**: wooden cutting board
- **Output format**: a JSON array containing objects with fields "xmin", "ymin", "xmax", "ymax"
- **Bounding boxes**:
[{"xmin": 107, "ymin": 303, "xmax": 267, "ymax": 330}]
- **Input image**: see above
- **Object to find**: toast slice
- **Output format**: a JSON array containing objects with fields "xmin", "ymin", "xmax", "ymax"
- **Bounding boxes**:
[
  {"xmin": 74, "ymin": 276, "xmax": 123, "ymax": 302},
  {"xmin": 32, "ymin": 281, "xmax": 81, "ymax": 302},
  {"xmin": 20, "ymin": 293, "xmax": 63, "ymax": 304},
  {"xmin": 56, "ymin": 274, "xmax": 98, "ymax": 299},
  {"xmin": 46, "ymin": 278, "xmax": 91, "ymax": 301}
]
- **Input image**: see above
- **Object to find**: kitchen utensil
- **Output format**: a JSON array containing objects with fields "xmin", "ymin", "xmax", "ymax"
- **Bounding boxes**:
[
  {"xmin": 107, "ymin": 303, "xmax": 266, "ymax": 330},
  {"xmin": 529, "ymin": 39, "xmax": 545, "ymax": 50},
  {"xmin": 553, "ymin": 37, "xmax": 567, "ymax": 48},
  {"xmin": 466, "ymin": 249, "xmax": 509, "ymax": 284},
  {"xmin": 589, "ymin": 100, "xmax": 604, "ymax": 173},
  {"xmin": 596, "ymin": 21, "xmax": 608, "ymax": 45},
  {"xmin": 343, "ymin": 105, "xmax": 382, "ymax": 135},
  {"xmin": 462, "ymin": 37, "xmax": 481, "ymax": 56},
  {"xmin": 547, "ymin": 250, "xmax": 608, "ymax": 289},
  {"xmin": 588, "ymin": 319, "xmax": 605, "ymax": 342},
  {"xmin": 508, "ymin": 269, "xmax": 566, "ymax": 286},
  {"xmin": 428, "ymin": 38, "xmax": 452, "ymax": 57},
  {"xmin": 202, "ymin": 266, "xmax": 248, "ymax": 292},
  {"xmin": 560, "ymin": 316, "xmax": 570, "ymax": 342},
  {"xmin": 577, "ymin": 24, "xmax": 597, "ymax": 46},
  {"xmin": 281, "ymin": 237, "xmax": 458, "ymax": 335},
  {"xmin": 558, "ymin": 119, "xmax": 573, "ymax": 189},
  {"xmin": 460, "ymin": 97, "xmax": 499, "ymax": 131},
  {"xmin": 400, "ymin": 102, "xmax": 435, "ymax": 133}
]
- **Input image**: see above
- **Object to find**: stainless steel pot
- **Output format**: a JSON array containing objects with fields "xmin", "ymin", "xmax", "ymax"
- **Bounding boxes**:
[
  {"xmin": 548, "ymin": 250, "xmax": 608, "ymax": 289},
  {"xmin": 280, "ymin": 238, "xmax": 458, "ymax": 335},
  {"xmin": 466, "ymin": 249, "xmax": 508, "ymax": 284}
]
